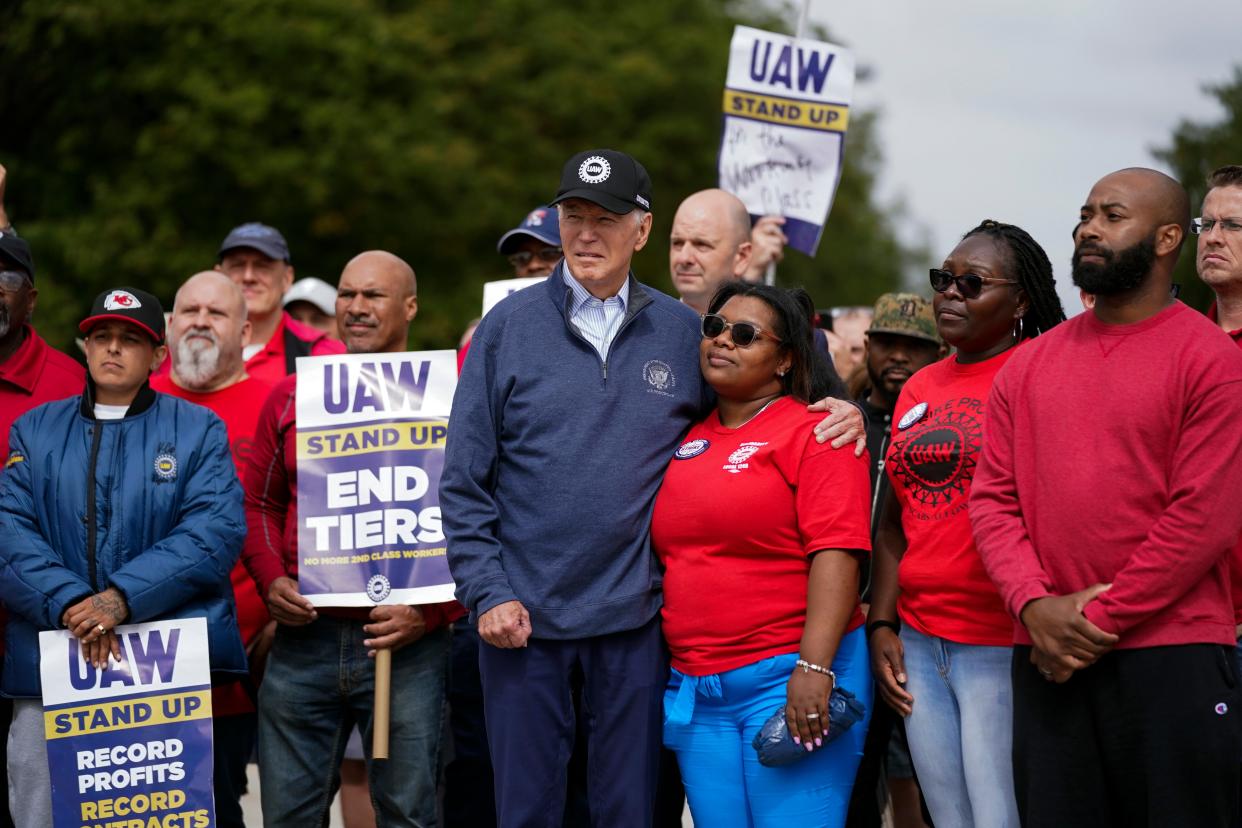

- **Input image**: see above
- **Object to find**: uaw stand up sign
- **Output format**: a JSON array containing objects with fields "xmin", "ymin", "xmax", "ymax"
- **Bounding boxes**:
[
  {"xmin": 39, "ymin": 618, "xmax": 216, "ymax": 828},
  {"xmin": 718, "ymin": 25, "xmax": 856, "ymax": 256},
  {"xmin": 295, "ymin": 351, "xmax": 458, "ymax": 607},
  {"xmin": 294, "ymin": 351, "xmax": 458, "ymax": 758}
]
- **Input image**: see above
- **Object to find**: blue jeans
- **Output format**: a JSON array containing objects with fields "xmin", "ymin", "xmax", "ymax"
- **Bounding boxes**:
[
  {"xmin": 900, "ymin": 626, "xmax": 1018, "ymax": 828},
  {"xmin": 663, "ymin": 628, "xmax": 871, "ymax": 828},
  {"xmin": 257, "ymin": 617, "xmax": 449, "ymax": 827}
]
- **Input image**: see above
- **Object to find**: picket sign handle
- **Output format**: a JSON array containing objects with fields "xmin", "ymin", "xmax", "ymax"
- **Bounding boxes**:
[{"xmin": 373, "ymin": 648, "xmax": 392, "ymax": 759}]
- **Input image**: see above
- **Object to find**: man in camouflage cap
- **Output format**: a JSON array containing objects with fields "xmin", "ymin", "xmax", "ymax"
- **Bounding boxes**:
[{"xmin": 847, "ymin": 292, "xmax": 944, "ymax": 827}]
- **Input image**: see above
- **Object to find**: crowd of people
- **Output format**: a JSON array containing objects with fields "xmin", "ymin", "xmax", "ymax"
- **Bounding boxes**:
[{"xmin": 0, "ymin": 148, "xmax": 1240, "ymax": 828}]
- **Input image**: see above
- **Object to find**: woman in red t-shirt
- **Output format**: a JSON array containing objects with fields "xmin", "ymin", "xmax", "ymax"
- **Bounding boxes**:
[
  {"xmin": 653, "ymin": 283, "xmax": 873, "ymax": 827},
  {"xmin": 867, "ymin": 220, "xmax": 1065, "ymax": 827}
]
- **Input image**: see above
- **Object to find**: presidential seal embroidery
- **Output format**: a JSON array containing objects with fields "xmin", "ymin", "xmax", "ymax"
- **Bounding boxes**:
[{"xmin": 643, "ymin": 360, "xmax": 675, "ymax": 393}]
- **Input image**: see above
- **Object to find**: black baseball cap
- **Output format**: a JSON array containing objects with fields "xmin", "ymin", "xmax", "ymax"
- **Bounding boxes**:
[
  {"xmin": 79, "ymin": 287, "xmax": 166, "ymax": 344},
  {"xmin": 550, "ymin": 149, "xmax": 652, "ymax": 215},
  {"xmin": 0, "ymin": 231, "xmax": 34, "ymax": 280},
  {"xmin": 218, "ymin": 222, "xmax": 291, "ymax": 262}
]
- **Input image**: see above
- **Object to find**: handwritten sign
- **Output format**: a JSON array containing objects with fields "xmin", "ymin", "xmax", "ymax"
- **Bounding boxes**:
[
  {"xmin": 295, "ymin": 351, "xmax": 458, "ymax": 607},
  {"xmin": 39, "ymin": 619, "xmax": 215, "ymax": 828},
  {"xmin": 718, "ymin": 25, "xmax": 856, "ymax": 256}
]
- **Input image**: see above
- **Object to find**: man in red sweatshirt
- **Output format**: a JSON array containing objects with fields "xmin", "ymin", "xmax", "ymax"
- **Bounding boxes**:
[
  {"xmin": 971, "ymin": 167, "xmax": 1242, "ymax": 827},
  {"xmin": 242, "ymin": 250, "xmax": 461, "ymax": 827}
]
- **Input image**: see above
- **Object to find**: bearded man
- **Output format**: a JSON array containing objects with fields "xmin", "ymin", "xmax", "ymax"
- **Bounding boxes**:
[
  {"xmin": 971, "ymin": 168, "xmax": 1242, "ymax": 827},
  {"xmin": 150, "ymin": 270, "xmax": 274, "ymax": 827}
]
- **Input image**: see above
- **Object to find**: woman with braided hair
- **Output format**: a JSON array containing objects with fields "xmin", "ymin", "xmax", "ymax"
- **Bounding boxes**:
[{"xmin": 866, "ymin": 220, "xmax": 1065, "ymax": 827}]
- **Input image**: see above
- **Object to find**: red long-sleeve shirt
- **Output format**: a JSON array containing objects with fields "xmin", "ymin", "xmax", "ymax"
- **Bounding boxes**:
[
  {"xmin": 242, "ymin": 374, "xmax": 461, "ymax": 629},
  {"xmin": 971, "ymin": 303, "xmax": 1242, "ymax": 648}
]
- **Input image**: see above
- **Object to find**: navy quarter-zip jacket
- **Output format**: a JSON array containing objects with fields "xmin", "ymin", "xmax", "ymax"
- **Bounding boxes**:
[{"xmin": 441, "ymin": 266, "xmax": 710, "ymax": 639}]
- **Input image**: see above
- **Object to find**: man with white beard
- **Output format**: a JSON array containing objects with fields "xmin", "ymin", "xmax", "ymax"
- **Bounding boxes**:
[{"xmin": 149, "ymin": 270, "xmax": 275, "ymax": 828}]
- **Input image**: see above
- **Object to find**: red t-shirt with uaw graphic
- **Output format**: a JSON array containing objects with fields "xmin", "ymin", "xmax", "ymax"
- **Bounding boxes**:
[
  {"xmin": 652, "ymin": 395, "xmax": 872, "ymax": 676},
  {"xmin": 886, "ymin": 349, "xmax": 1016, "ymax": 646}
]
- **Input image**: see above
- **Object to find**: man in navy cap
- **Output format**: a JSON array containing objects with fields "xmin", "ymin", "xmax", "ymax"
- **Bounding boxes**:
[
  {"xmin": 497, "ymin": 205, "xmax": 563, "ymax": 278},
  {"xmin": 214, "ymin": 222, "xmax": 343, "ymax": 385},
  {"xmin": 443, "ymin": 148, "xmax": 863, "ymax": 826}
]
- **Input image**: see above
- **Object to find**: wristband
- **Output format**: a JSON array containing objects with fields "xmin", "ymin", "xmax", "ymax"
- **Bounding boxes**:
[{"xmin": 866, "ymin": 619, "xmax": 901, "ymax": 638}]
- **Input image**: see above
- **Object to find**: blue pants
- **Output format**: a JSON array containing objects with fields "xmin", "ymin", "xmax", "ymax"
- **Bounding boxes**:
[
  {"xmin": 662, "ymin": 628, "xmax": 871, "ymax": 828},
  {"xmin": 479, "ymin": 616, "xmax": 666, "ymax": 828},
  {"xmin": 900, "ymin": 626, "xmax": 1018, "ymax": 828},
  {"xmin": 257, "ymin": 618, "xmax": 449, "ymax": 828}
]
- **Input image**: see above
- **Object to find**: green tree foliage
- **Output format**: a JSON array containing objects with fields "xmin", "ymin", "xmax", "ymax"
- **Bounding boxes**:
[
  {"xmin": 1155, "ymin": 66, "xmax": 1242, "ymax": 312},
  {"xmin": 0, "ymin": 0, "xmax": 911, "ymax": 351}
]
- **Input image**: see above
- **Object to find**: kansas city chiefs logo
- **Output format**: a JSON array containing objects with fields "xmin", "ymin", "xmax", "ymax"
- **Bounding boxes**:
[{"xmin": 104, "ymin": 290, "xmax": 141, "ymax": 310}]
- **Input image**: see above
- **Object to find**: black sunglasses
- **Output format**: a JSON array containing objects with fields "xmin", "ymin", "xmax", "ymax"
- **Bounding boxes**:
[
  {"xmin": 929, "ymin": 268, "xmax": 1017, "ymax": 300},
  {"xmin": 700, "ymin": 312, "xmax": 780, "ymax": 347},
  {"xmin": 507, "ymin": 247, "xmax": 562, "ymax": 268}
]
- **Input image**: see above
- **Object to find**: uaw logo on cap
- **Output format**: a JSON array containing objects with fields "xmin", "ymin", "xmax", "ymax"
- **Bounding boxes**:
[
  {"xmin": 578, "ymin": 156, "xmax": 611, "ymax": 184},
  {"xmin": 674, "ymin": 439, "xmax": 710, "ymax": 460},
  {"xmin": 643, "ymin": 360, "xmax": 675, "ymax": 397},
  {"xmin": 104, "ymin": 290, "xmax": 142, "ymax": 311},
  {"xmin": 367, "ymin": 574, "xmax": 392, "ymax": 603},
  {"xmin": 526, "ymin": 208, "xmax": 548, "ymax": 226}
]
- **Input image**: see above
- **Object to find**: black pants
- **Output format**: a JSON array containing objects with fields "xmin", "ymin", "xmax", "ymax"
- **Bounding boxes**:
[
  {"xmin": 1013, "ymin": 643, "xmax": 1241, "ymax": 828},
  {"xmin": 213, "ymin": 710, "xmax": 257, "ymax": 828},
  {"xmin": 846, "ymin": 688, "xmax": 895, "ymax": 827}
]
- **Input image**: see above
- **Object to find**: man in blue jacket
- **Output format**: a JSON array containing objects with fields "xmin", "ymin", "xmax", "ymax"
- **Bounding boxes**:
[
  {"xmin": 0, "ymin": 287, "xmax": 246, "ymax": 827},
  {"xmin": 442, "ymin": 149, "xmax": 863, "ymax": 826}
]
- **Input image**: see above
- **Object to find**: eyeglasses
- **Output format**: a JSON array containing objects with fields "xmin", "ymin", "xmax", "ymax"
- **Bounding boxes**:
[
  {"xmin": 929, "ymin": 268, "xmax": 1017, "ymax": 300},
  {"xmin": 1191, "ymin": 217, "xmax": 1242, "ymax": 235},
  {"xmin": 507, "ymin": 247, "xmax": 563, "ymax": 268},
  {"xmin": 700, "ymin": 312, "xmax": 781, "ymax": 347},
  {"xmin": 0, "ymin": 270, "xmax": 32, "ymax": 294}
]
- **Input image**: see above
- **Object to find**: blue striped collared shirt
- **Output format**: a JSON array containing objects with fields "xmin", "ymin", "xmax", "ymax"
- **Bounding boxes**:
[{"xmin": 562, "ymin": 267, "xmax": 630, "ymax": 363}]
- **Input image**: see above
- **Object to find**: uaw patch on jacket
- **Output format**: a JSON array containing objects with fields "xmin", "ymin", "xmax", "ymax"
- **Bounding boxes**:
[
  {"xmin": 5, "ymin": 450, "xmax": 24, "ymax": 469},
  {"xmin": 152, "ymin": 443, "xmax": 178, "ymax": 483},
  {"xmin": 887, "ymin": 397, "xmax": 984, "ymax": 519}
]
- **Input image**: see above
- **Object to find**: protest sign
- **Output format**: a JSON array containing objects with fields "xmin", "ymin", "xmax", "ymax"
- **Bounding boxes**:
[
  {"xmin": 295, "ymin": 351, "xmax": 458, "ymax": 607},
  {"xmin": 718, "ymin": 24, "xmax": 856, "ymax": 256},
  {"xmin": 39, "ymin": 618, "xmax": 214, "ymax": 828},
  {"xmin": 482, "ymin": 277, "xmax": 543, "ymax": 316}
]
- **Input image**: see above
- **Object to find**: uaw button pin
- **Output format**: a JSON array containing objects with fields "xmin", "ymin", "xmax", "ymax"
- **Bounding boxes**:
[
  {"xmin": 897, "ymin": 402, "xmax": 929, "ymax": 431},
  {"xmin": 674, "ymin": 439, "xmax": 709, "ymax": 460}
]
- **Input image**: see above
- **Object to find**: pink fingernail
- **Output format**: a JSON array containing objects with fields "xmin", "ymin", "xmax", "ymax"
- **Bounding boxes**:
[
  {"xmin": 792, "ymin": 735, "xmax": 800, "ymax": 744},
  {"xmin": 815, "ymin": 737, "xmax": 822, "ymax": 747},
  {"xmin": 804, "ymin": 742, "xmax": 814, "ymax": 752}
]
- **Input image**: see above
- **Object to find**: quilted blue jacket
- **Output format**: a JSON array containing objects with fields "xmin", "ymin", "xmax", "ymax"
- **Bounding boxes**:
[{"xmin": 0, "ymin": 381, "xmax": 247, "ymax": 698}]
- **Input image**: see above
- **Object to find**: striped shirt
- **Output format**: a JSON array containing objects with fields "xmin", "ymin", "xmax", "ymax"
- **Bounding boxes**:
[{"xmin": 563, "ymin": 267, "xmax": 630, "ymax": 363}]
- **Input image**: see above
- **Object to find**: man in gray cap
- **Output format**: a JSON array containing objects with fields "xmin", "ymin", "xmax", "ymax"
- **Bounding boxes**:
[
  {"xmin": 214, "ymin": 222, "xmax": 343, "ymax": 385},
  {"xmin": 443, "ymin": 148, "xmax": 863, "ymax": 826}
]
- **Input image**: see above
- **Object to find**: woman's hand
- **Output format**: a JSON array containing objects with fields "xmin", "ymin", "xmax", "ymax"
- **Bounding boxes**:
[
  {"xmin": 870, "ymin": 627, "xmax": 914, "ymax": 716},
  {"xmin": 785, "ymin": 668, "xmax": 833, "ymax": 750}
]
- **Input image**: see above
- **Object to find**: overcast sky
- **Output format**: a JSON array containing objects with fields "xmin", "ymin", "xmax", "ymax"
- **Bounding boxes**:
[{"xmin": 802, "ymin": 0, "xmax": 1242, "ymax": 312}]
